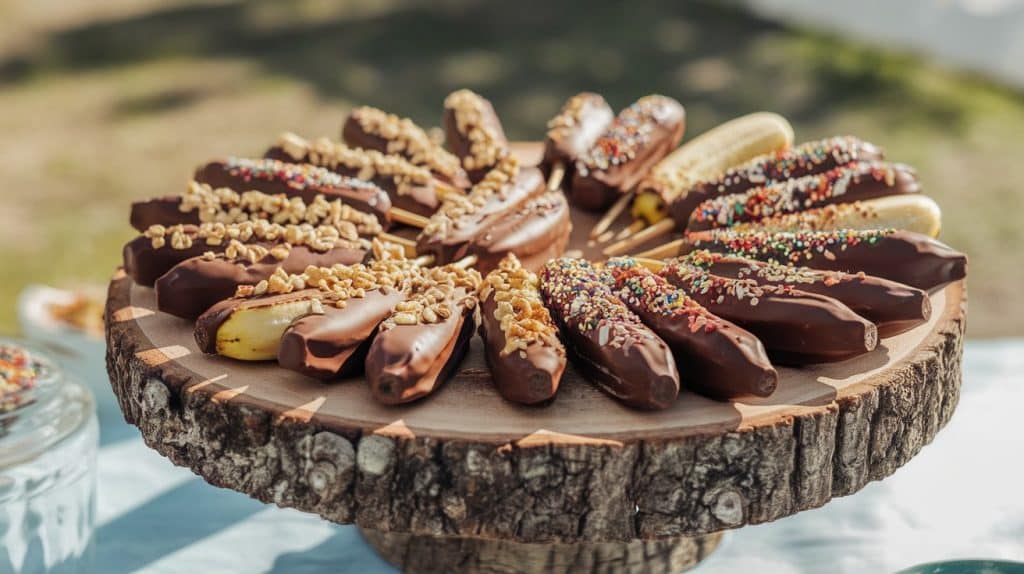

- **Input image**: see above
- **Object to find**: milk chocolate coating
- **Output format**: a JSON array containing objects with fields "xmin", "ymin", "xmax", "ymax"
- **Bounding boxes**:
[
  {"xmin": 460, "ymin": 190, "xmax": 572, "ymax": 274},
  {"xmin": 341, "ymin": 109, "xmax": 470, "ymax": 189},
  {"xmin": 195, "ymin": 159, "xmax": 393, "ymax": 225},
  {"xmin": 685, "ymin": 229, "xmax": 967, "ymax": 292},
  {"xmin": 442, "ymin": 92, "xmax": 509, "ymax": 183},
  {"xmin": 123, "ymin": 231, "xmax": 226, "ymax": 287},
  {"xmin": 660, "ymin": 261, "xmax": 878, "ymax": 364},
  {"xmin": 541, "ymin": 92, "xmax": 615, "ymax": 177},
  {"xmin": 264, "ymin": 146, "xmax": 439, "ymax": 218},
  {"xmin": 569, "ymin": 96, "xmax": 685, "ymax": 212},
  {"xmin": 668, "ymin": 136, "xmax": 884, "ymax": 226},
  {"xmin": 540, "ymin": 258, "xmax": 679, "ymax": 410},
  {"xmin": 130, "ymin": 196, "xmax": 197, "ymax": 232},
  {"xmin": 692, "ymin": 253, "xmax": 930, "ymax": 337},
  {"xmin": 686, "ymin": 162, "xmax": 919, "ymax": 232},
  {"xmin": 154, "ymin": 245, "xmax": 367, "ymax": 320},
  {"xmin": 478, "ymin": 289, "xmax": 566, "ymax": 405},
  {"xmin": 604, "ymin": 258, "xmax": 777, "ymax": 400},
  {"xmin": 194, "ymin": 289, "xmax": 321, "ymax": 355},
  {"xmin": 367, "ymin": 291, "xmax": 476, "ymax": 405},
  {"xmin": 278, "ymin": 288, "xmax": 406, "ymax": 380},
  {"xmin": 415, "ymin": 167, "xmax": 546, "ymax": 267}
]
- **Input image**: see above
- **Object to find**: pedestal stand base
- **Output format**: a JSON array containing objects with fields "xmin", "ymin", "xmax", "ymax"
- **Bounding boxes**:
[{"xmin": 360, "ymin": 529, "xmax": 723, "ymax": 574}]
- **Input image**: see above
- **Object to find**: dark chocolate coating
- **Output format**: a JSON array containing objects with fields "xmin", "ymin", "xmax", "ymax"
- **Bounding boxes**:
[
  {"xmin": 541, "ymin": 92, "xmax": 615, "ymax": 178},
  {"xmin": 693, "ymin": 254, "xmax": 930, "ymax": 337},
  {"xmin": 194, "ymin": 289, "xmax": 321, "ymax": 355},
  {"xmin": 415, "ymin": 167, "xmax": 546, "ymax": 267},
  {"xmin": 569, "ymin": 96, "xmax": 685, "ymax": 212},
  {"xmin": 684, "ymin": 228, "xmax": 968, "ymax": 292},
  {"xmin": 459, "ymin": 190, "xmax": 572, "ymax": 274},
  {"xmin": 196, "ymin": 159, "xmax": 393, "ymax": 225},
  {"xmin": 668, "ymin": 136, "xmax": 884, "ymax": 226},
  {"xmin": 264, "ymin": 146, "xmax": 439, "ymax": 218},
  {"xmin": 659, "ymin": 261, "xmax": 878, "ymax": 364},
  {"xmin": 130, "ymin": 196, "xmax": 197, "ymax": 232},
  {"xmin": 540, "ymin": 258, "xmax": 679, "ymax": 410},
  {"xmin": 123, "ymin": 231, "xmax": 226, "ymax": 287},
  {"xmin": 154, "ymin": 245, "xmax": 367, "ymax": 320},
  {"xmin": 604, "ymin": 258, "xmax": 777, "ymax": 400},
  {"xmin": 367, "ymin": 290, "xmax": 477, "ymax": 405},
  {"xmin": 278, "ymin": 289, "xmax": 406, "ymax": 380},
  {"xmin": 686, "ymin": 162, "xmax": 920, "ymax": 232},
  {"xmin": 478, "ymin": 289, "xmax": 566, "ymax": 405},
  {"xmin": 442, "ymin": 91, "xmax": 509, "ymax": 183}
]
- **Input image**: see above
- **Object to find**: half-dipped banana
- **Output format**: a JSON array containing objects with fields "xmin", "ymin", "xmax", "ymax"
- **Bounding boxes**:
[{"xmin": 730, "ymin": 194, "xmax": 942, "ymax": 238}]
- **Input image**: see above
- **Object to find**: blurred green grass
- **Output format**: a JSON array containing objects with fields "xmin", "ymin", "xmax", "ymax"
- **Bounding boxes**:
[{"xmin": 0, "ymin": 0, "xmax": 1021, "ymax": 337}]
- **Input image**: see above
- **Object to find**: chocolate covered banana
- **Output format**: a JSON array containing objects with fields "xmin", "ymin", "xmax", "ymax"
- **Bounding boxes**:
[
  {"xmin": 442, "ymin": 89, "xmax": 509, "ymax": 183},
  {"xmin": 367, "ymin": 265, "xmax": 482, "ymax": 405},
  {"xmin": 680, "ymin": 250, "xmax": 930, "ymax": 337},
  {"xmin": 479, "ymin": 255, "xmax": 567, "ymax": 405},
  {"xmin": 542, "ymin": 92, "xmax": 615, "ymax": 188},
  {"xmin": 131, "ymin": 179, "xmax": 386, "ymax": 233},
  {"xmin": 540, "ymin": 258, "xmax": 680, "ymax": 410},
  {"xmin": 687, "ymin": 162, "xmax": 920, "ymax": 231},
  {"xmin": 684, "ymin": 228, "xmax": 967, "ymax": 291},
  {"xmin": 267, "ymin": 132, "xmax": 450, "ymax": 217},
  {"xmin": 730, "ymin": 194, "xmax": 942, "ymax": 238},
  {"xmin": 667, "ymin": 135, "xmax": 883, "ymax": 226},
  {"xmin": 464, "ymin": 190, "xmax": 572, "ymax": 273},
  {"xmin": 604, "ymin": 257, "xmax": 777, "ymax": 399},
  {"xmin": 342, "ymin": 105, "xmax": 470, "ymax": 188},
  {"xmin": 659, "ymin": 258, "xmax": 878, "ymax": 364},
  {"xmin": 570, "ymin": 95, "xmax": 685, "ymax": 212}
]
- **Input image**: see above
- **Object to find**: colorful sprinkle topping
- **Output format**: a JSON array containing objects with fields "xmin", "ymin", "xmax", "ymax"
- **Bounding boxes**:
[
  {"xmin": 577, "ymin": 95, "xmax": 680, "ymax": 173},
  {"xmin": 604, "ymin": 258, "xmax": 724, "ymax": 334},
  {"xmin": 1, "ymin": 345, "xmax": 45, "ymax": 412},
  {"xmin": 224, "ymin": 157, "xmax": 377, "ymax": 192},
  {"xmin": 687, "ymin": 228, "xmax": 895, "ymax": 265}
]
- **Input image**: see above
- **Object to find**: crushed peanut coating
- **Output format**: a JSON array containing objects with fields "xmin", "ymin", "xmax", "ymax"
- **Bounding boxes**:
[
  {"xmin": 380, "ymin": 264, "xmax": 481, "ymax": 330},
  {"xmin": 421, "ymin": 156, "xmax": 519, "ymax": 236},
  {"xmin": 143, "ymin": 219, "xmax": 372, "ymax": 253},
  {"xmin": 444, "ymin": 89, "xmax": 507, "ymax": 172},
  {"xmin": 481, "ymin": 254, "xmax": 561, "ymax": 356},
  {"xmin": 351, "ymin": 106, "xmax": 464, "ymax": 180}
]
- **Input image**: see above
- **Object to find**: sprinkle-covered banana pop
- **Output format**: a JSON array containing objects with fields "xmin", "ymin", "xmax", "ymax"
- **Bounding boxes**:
[
  {"xmin": 540, "ymin": 258, "xmax": 680, "ymax": 410},
  {"xmin": 541, "ymin": 92, "xmax": 615, "ymax": 190},
  {"xmin": 442, "ymin": 89, "xmax": 509, "ymax": 183}
]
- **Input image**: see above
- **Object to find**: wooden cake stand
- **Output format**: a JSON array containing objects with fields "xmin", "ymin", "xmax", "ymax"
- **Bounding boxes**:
[{"xmin": 104, "ymin": 144, "xmax": 967, "ymax": 573}]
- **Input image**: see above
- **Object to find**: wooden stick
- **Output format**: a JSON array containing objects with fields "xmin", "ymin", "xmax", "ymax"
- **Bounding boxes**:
[
  {"xmin": 437, "ymin": 183, "xmax": 465, "ymax": 198},
  {"xmin": 589, "ymin": 190, "xmax": 634, "ymax": 240},
  {"xmin": 413, "ymin": 255, "xmax": 434, "ymax": 267},
  {"xmin": 603, "ymin": 219, "xmax": 676, "ymax": 256},
  {"xmin": 390, "ymin": 208, "xmax": 430, "ymax": 228},
  {"xmin": 377, "ymin": 232, "xmax": 417, "ymax": 257},
  {"xmin": 547, "ymin": 162, "xmax": 565, "ymax": 192},
  {"xmin": 614, "ymin": 220, "xmax": 645, "ymax": 241},
  {"xmin": 453, "ymin": 254, "xmax": 479, "ymax": 270},
  {"xmin": 634, "ymin": 257, "xmax": 666, "ymax": 272},
  {"xmin": 633, "ymin": 238, "xmax": 686, "ymax": 260},
  {"xmin": 596, "ymin": 229, "xmax": 615, "ymax": 244}
]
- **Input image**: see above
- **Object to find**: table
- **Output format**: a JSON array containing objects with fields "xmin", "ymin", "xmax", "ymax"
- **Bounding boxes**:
[{"xmin": 85, "ymin": 339, "xmax": 1024, "ymax": 573}]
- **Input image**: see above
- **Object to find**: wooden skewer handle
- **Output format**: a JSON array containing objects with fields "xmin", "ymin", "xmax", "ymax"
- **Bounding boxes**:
[{"xmin": 389, "ymin": 208, "xmax": 430, "ymax": 228}]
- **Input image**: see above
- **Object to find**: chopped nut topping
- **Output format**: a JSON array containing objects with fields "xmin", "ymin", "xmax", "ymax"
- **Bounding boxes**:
[
  {"xmin": 444, "ymin": 89, "xmax": 508, "ymax": 172},
  {"xmin": 379, "ymin": 264, "xmax": 481, "ymax": 330},
  {"xmin": 143, "ymin": 220, "xmax": 371, "ymax": 253},
  {"xmin": 482, "ymin": 254, "xmax": 561, "ymax": 356},
  {"xmin": 351, "ymin": 106, "xmax": 464, "ymax": 180},
  {"xmin": 421, "ymin": 156, "xmax": 519, "ymax": 236}
]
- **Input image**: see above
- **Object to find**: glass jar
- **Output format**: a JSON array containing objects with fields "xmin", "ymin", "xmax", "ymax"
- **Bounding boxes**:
[{"xmin": 0, "ymin": 339, "xmax": 98, "ymax": 574}]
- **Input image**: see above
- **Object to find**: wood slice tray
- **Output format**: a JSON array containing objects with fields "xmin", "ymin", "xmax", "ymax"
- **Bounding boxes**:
[{"xmin": 103, "ymin": 143, "xmax": 966, "ymax": 572}]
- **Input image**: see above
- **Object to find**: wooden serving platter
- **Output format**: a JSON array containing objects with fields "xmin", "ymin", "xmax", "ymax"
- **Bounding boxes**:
[{"xmin": 104, "ymin": 143, "xmax": 966, "ymax": 573}]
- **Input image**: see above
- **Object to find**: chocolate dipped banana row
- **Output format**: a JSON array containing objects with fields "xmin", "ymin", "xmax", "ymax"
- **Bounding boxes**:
[
  {"xmin": 569, "ymin": 95, "xmax": 685, "ymax": 212},
  {"xmin": 123, "ymin": 220, "xmax": 369, "ymax": 286},
  {"xmin": 686, "ymin": 162, "xmax": 920, "ymax": 232},
  {"xmin": 540, "ymin": 258, "xmax": 680, "ymax": 410},
  {"xmin": 442, "ymin": 89, "xmax": 509, "ymax": 183},
  {"xmin": 684, "ymin": 228, "xmax": 967, "ymax": 292},
  {"xmin": 415, "ymin": 157, "xmax": 545, "ymax": 267},
  {"xmin": 603, "ymin": 257, "xmax": 777, "ymax": 400},
  {"xmin": 267, "ymin": 132, "xmax": 449, "ymax": 218},
  {"xmin": 729, "ymin": 195, "xmax": 943, "ymax": 238},
  {"xmin": 367, "ymin": 265, "xmax": 482, "ymax": 405},
  {"xmin": 132, "ymin": 180, "xmax": 387, "ymax": 234},
  {"xmin": 478, "ymin": 255, "xmax": 567, "ymax": 405},
  {"xmin": 667, "ymin": 135, "xmax": 884, "ymax": 227},
  {"xmin": 680, "ymin": 251, "xmax": 930, "ymax": 337},
  {"xmin": 541, "ymin": 92, "xmax": 615, "ymax": 189},
  {"xmin": 659, "ymin": 257, "xmax": 878, "ymax": 364},
  {"xmin": 342, "ymin": 105, "xmax": 470, "ymax": 188}
]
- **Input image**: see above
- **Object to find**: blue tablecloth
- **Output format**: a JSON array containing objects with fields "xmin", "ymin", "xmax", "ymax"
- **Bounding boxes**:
[{"xmin": 88, "ymin": 340, "xmax": 1024, "ymax": 573}]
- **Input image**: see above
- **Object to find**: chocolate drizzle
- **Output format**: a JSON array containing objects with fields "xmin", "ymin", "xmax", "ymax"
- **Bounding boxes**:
[{"xmin": 540, "ymin": 258, "xmax": 679, "ymax": 410}]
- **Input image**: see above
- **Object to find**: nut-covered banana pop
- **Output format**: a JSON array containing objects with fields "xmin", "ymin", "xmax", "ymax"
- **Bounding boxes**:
[
  {"xmin": 570, "ymin": 95, "xmax": 685, "ymax": 212},
  {"xmin": 603, "ymin": 257, "xmax": 777, "ymax": 400},
  {"xmin": 730, "ymin": 194, "xmax": 942, "ymax": 238},
  {"xmin": 686, "ymin": 162, "xmax": 920, "ymax": 232},
  {"xmin": 478, "ymin": 255, "xmax": 567, "ymax": 405},
  {"xmin": 667, "ymin": 135, "xmax": 884, "ymax": 226},
  {"xmin": 541, "ymin": 92, "xmax": 615, "ymax": 190},
  {"xmin": 442, "ymin": 89, "xmax": 509, "ymax": 183},
  {"xmin": 464, "ymin": 190, "xmax": 572, "ymax": 273},
  {"xmin": 540, "ymin": 258, "xmax": 680, "ymax": 410},
  {"xmin": 680, "ymin": 251, "xmax": 931, "ymax": 337},
  {"xmin": 267, "ymin": 132, "xmax": 451, "ymax": 218},
  {"xmin": 367, "ymin": 265, "xmax": 482, "ymax": 405},
  {"xmin": 659, "ymin": 257, "xmax": 878, "ymax": 364},
  {"xmin": 342, "ymin": 106, "xmax": 470, "ymax": 188},
  {"xmin": 684, "ymin": 228, "xmax": 967, "ymax": 292}
]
